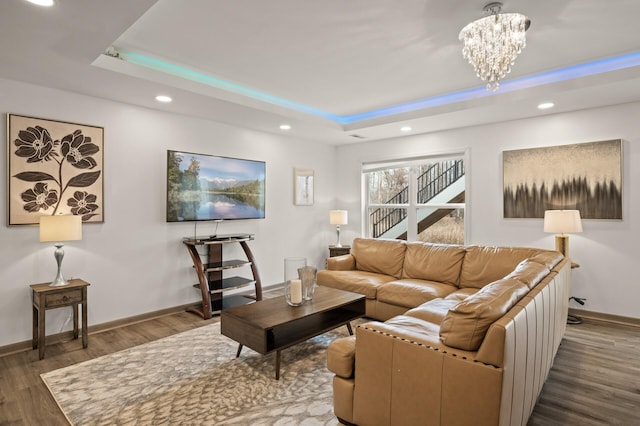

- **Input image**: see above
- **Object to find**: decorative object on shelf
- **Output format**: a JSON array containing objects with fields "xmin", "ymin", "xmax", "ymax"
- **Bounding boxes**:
[
  {"xmin": 543, "ymin": 209, "xmax": 583, "ymax": 258},
  {"xmin": 293, "ymin": 168, "xmax": 314, "ymax": 205},
  {"xmin": 39, "ymin": 214, "xmax": 82, "ymax": 287},
  {"xmin": 7, "ymin": 114, "xmax": 104, "ymax": 225},
  {"xmin": 459, "ymin": 2, "xmax": 530, "ymax": 91},
  {"xmin": 285, "ymin": 279, "xmax": 304, "ymax": 306},
  {"xmin": 298, "ymin": 266, "xmax": 317, "ymax": 301},
  {"xmin": 503, "ymin": 140, "xmax": 622, "ymax": 219},
  {"xmin": 330, "ymin": 210, "xmax": 348, "ymax": 247}
]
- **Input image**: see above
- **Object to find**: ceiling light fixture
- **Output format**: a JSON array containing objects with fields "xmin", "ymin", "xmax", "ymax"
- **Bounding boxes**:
[
  {"xmin": 400, "ymin": 126, "xmax": 412, "ymax": 132},
  {"xmin": 155, "ymin": 95, "xmax": 172, "ymax": 103},
  {"xmin": 537, "ymin": 102, "xmax": 555, "ymax": 110},
  {"xmin": 459, "ymin": 2, "xmax": 530, "ymax": 91},
  {"xmin": 279, "ymin": 124, "xmax": 291, "ymax": 130},
  {"xmin": 25, "ymin": 0, "xmax": 55, "ymax": 6}
]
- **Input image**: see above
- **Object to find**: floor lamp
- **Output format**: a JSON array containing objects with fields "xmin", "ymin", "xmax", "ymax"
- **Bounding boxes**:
[{"xmin": 543, "ymin": 209, "xmax": 583, "ymax": 324}]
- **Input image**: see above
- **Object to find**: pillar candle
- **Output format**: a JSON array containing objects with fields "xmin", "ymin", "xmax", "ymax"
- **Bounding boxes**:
[{"xmin": 290, "ymin": 279, "xmax": 303, "ymax": 304}]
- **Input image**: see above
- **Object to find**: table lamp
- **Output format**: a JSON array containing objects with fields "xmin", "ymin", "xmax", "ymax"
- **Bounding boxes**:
[
  {"xmin": 543, "ymin": 209, "xmax": 582, "ymax": 258},
  {"xmin": 40, "ymin": 214, "xmax": 82, "ymax": 286},
  {"xmin": 330, "ymin": 210, "xmax": 348, "ymax": 248}
]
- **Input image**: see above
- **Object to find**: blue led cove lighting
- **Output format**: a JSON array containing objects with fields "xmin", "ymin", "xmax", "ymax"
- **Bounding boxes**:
[{"xmin": 116, "ymin": 49, "xmax": 640, "ymax": 126}]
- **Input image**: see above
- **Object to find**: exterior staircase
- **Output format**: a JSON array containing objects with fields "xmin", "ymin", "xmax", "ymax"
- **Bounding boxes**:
[{"xmin": 370, "ymin": 160, "xmax": 465, "ymax": 239}]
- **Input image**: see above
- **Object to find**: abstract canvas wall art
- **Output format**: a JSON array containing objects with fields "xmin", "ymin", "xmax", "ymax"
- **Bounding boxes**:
[{"xmin": 503, "ymin": 140, "xmax": 622, "ymax": 219}]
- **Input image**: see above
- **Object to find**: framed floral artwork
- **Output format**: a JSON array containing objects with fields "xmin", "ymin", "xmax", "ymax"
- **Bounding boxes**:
[{"xmin": 6, "ymin": 114, "xmax": 104, "ymax": 225}]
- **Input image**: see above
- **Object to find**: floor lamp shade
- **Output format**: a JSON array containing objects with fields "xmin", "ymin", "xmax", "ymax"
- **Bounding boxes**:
[
  {"xmin": 40, "ymin": 215, "xmax": 82, "ymax": 286},
  {"xmin": 330, "ymin": 210, "xmax": 348, "ymax": 247},
  {"xmin": 543, "ymin": 210, "xmax": 582, "ymax": 258}
]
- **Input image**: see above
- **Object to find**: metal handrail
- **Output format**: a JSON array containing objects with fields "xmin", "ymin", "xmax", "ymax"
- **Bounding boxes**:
[{"xmin": 370, "ymin": 160, "xmax": 465, "ymax": 238}]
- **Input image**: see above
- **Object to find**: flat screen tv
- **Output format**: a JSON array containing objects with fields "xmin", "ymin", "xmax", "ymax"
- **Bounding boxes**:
[{"xmin": 166, "ymin": 150, "xmax": 265, "ymax": 222}]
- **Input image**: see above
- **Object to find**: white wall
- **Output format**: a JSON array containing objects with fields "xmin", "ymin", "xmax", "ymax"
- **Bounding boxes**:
[
  {"xmin": 336, "ymin": 102, "xmax": 640, "ymax": 320},
  {"xmin": 0, "ymin": 78, "xmax": 337, "ymax": 347}
]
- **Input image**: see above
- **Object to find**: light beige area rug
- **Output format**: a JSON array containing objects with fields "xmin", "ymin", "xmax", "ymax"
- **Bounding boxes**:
[{"xmin": 41, "ymin": 321, "xmax": 354, "ymax": 425}]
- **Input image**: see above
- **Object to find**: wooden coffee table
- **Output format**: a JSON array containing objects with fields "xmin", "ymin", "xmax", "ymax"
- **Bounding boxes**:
[{"xmin": 221, "ymin": 286, "xmax": 365, "ymax": 379}]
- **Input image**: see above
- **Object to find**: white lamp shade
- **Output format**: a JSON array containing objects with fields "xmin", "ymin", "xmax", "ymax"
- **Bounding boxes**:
[
  {"xmin": 330, "ymin": 210, "xmax": 348, "ymax": 225},
  {"xmin": 543, "ymin": 210, "xmax": 583, "ymax": 234},
  {"xmin": 40, "ymin": 215, "xmax": 83, "ymax": 242}
]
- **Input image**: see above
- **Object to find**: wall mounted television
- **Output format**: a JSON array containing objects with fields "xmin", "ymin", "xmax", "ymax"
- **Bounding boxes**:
[{"xmin": 166, "ymin": 150, "xmax": 266, "ymax": 222}]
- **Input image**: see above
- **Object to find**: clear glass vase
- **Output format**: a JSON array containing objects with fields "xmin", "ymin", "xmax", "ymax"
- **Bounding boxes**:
[
  {"xmin": 284, "ymin": 257, "xmax": 306, "ymax": 282},
  {"xmin": 298, "ymin": 266, "xmax": 317, "ymax": 301}
]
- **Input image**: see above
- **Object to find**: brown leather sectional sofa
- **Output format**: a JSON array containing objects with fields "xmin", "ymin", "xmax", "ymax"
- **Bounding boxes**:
[{"xmin": 318, "ymin": 238, "xmax": 570, "ymax": 426}]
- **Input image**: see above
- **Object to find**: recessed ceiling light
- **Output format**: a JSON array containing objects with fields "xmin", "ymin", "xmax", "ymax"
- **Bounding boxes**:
[
  {"xmin": 279, "ymin": 124, "xmax": 291, "ymax": 130},
  {"xmin": 25, "ymin": 0, "xmax": 55, "ymax": 6},
  {"xmin": 537, "ymin": 102, "xmax": 555, "ymax": 110},
  {"xmin": 400, "ymin": 126, "xmax": 412, "ymax": 132},
  {"xmin": 155, "ymin": 95, "xmax": 172, "ymax": 103}
]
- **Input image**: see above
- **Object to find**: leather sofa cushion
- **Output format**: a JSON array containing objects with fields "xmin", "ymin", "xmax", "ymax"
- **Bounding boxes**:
[
  {"xmin": 377, "ymin": 279, "xmax": 456, "ymax": 309},
  {"xmin": 402, "ymin": 242, "xmax": 465, "ymax": 285},
  {"xmin": 440, "ymin": 278, "xmax": 529, "ymax": 351},
  {"xmin": 405, "ymin": 298, "xmax": 459, "ymax": 324},
  {"xmin": 326, "ymin": 253, "xmax": 356, "ymax": 270},
  {"xmin": 352, "ymin": 238, "xmax": 407, "ymax": 279},
  {"xmin": 459, "ymin": 246, "xmax": 545, "ymax": 289},
  {"xmin": 317, "ymin": 270, "xmax": 395, "ymax": 299},
  {"xmin": 327, "ymin": 335, "xmax": 356, "ymax": 378},
  {"xmin": 504, "ymin": 259, "xmax": 550, "ymax": 289},
  {"xmin": 444, "ymin": 287, "xmax": 478, "ymax": 302}
]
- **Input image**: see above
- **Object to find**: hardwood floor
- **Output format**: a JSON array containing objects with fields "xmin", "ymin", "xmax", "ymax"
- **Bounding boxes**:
[
  {"xmin": 0, "ymin": 313, "xmax": 638, "ymax": 425},
  {"xmin": 529, "ymin": 320, "xmax": 640, "ymax": 425}
]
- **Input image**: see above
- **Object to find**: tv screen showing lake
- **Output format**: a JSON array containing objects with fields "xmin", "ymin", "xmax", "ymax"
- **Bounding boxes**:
[
  {"xmin": 196, "ymin": 193, "xmax": 264, "ymax": 219},
  {"xmin": 166, "ymin": 150, "xmax": 266, "ymax": 222}
]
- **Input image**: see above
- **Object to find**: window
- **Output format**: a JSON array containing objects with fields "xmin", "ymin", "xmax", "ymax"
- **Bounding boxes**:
[{"xmin": 362, "ymin": 153, "xmax": 466, "ymax": 244}]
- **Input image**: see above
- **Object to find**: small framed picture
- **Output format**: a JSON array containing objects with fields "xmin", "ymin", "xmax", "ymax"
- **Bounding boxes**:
[{"xmin": 294, "ymin": 168, "xmax": 314, "ymax": 206}]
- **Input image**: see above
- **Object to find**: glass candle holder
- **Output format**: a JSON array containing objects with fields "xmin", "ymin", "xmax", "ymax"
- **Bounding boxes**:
[
  {"xmin": 285, "ymin": 279, "xmax": 304, "ymax": 306},
  {"xmin": 284, "ymin": 257, "xmax": 306, "ymax": 282}
]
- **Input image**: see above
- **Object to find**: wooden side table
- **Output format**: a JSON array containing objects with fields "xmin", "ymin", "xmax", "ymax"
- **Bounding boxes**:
[
  {"xmin": 31, "ymin": 278, "xmax": 90, "ymax": 360},
  {"xmin": 329, "ymin": 245, "xmax": 351, "ymax": 257}
]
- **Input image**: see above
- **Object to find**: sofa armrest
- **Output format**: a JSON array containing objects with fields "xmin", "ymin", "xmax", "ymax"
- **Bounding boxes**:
[
  {"xmin": 327, "ymin": 335, "xmax": 356, "ymax": 378},
  {"xmin": 327, "ymin": 254, "xmax": 356, "ymax": 270}
]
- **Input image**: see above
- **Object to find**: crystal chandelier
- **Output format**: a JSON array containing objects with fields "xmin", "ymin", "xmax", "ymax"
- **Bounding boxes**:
[{"xmin": 459, "ymin": 2, "xmax": 530, "ymax": 91}]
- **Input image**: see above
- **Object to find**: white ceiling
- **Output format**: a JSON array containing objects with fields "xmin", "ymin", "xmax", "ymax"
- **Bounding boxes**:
[{"xmin": 3, "ymin": 0, "xmax": 640, "ymax": 144}]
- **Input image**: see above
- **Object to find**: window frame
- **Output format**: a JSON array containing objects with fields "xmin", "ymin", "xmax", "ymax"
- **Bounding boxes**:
[{"xmin": 361, "ymin": 149, "xmax": 469, "ymax": 243}]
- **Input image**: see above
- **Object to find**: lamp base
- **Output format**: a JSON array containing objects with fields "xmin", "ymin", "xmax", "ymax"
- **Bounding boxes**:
[
  {"xmin": 50, "ymin": 274, "xmax": 68, "ymax": 287},
  {"xmin": 49, "ymin": 243, "xmax": 69, "ymax": 286},
  {"xmin": 335, "ymin": 225, "xmax": 342, "ymax": 247},
  {"xmin": 555, "ymin": 234, "xmax": 569, "ymax": 258}
]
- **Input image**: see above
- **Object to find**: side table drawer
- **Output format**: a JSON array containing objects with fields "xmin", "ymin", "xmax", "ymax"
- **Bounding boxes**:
[{"xmin": 45, "ymin": 289, "xmax": 82, "ymax": 308}]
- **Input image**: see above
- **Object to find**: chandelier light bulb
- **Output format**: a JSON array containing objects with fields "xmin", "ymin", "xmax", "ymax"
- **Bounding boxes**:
[{"xmin": 459, "ymin": 2, "xmax": 530, "ymax": 91}]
